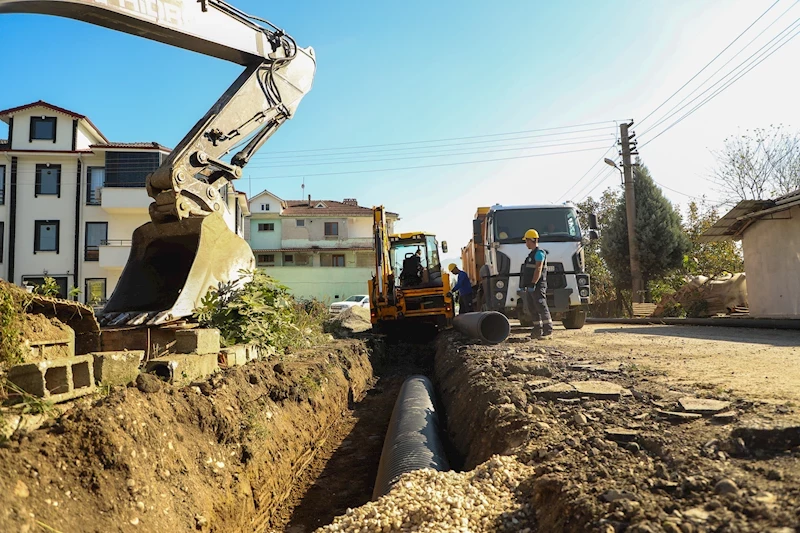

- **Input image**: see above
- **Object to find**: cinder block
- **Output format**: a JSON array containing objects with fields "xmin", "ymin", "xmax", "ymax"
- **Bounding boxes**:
[
  {"xmin": 7, "ymin": 355, "xmax": 95, "ymax": 403},
  {"xmin": 219, "ymin": 345, "xmax": 248, "ymax": 367},
  {"xmin": 174, "ymin": 329, "xmax": 220, "ymax": 355},
  {"xmin": 24, "ymin": 327, "xmax": 75, "ymax": 360},
  {"xmin": 93, "ymin": 351, "xmax": 144, "ymax": 387},
  {"xmin": 144, "ymin": 353, "xmax": 219, "ymax": 386}
]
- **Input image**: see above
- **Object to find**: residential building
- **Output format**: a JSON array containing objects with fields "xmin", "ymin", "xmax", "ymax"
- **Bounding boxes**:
[
  {"xmin": 700, "ymin": 188, "xmax": 800, "ymax": 318},
  {"xmin": 247, "ymin": 190, "xmax": 398, "ymax": 302},
  {"xmin": 0, "ymin": 100, "xmax": 248, "ymax": 306}
]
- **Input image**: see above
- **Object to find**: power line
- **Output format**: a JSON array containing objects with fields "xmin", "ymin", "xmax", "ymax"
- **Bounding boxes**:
[
  {"xmin": 555, "ymin": 140, "xmax": 620, "ymax": 202},
  {"xmin": 640, "ymin": 19, "xmax": 800, "ymax": 148},
  {"xmin": 637, "ymin": 0, "xmax": 784, "ymax": 129},
  {"xmin": 242, "ymin": 139, "xmax": 615, "ymax": 169},
  {"xmin": 251, "ymin": 129, "xmax": 616, "ymax": 161},
  {"xmin": 578, "ymin": 169, "xmax": 617, "ymax": 202},
  {"xmin": 246, "ymin": 145, "xmax": 611, "ymax": 181},
  {"xmin": 639, "ymin": 9, "xmax": 800, "ymax": 140}
]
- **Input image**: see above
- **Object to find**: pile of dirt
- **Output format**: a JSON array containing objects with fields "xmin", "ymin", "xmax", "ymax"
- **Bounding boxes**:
[
  {"xmin": 426, "ymin": 330, "xmax": 800, "ymax": 532},
  {"xmin": 0, "ymin": 339, "xmax": 373, "ymax": 533},
  {"xmin": 325, "ymin": 307, "xmax": 373, "ymax": 338}
]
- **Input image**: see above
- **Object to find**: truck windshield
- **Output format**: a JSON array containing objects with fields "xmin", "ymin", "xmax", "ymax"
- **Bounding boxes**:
[{"xmin": 493, "ymin": 208, "xmax": 582, "ymax": 243}]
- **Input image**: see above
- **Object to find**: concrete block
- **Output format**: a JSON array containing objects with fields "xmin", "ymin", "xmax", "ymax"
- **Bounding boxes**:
[
  {"xmin": 144, "ymin": 353, "xmax": 219, "ymax": 386},
  {"xmin": 219, "ymin": 345, "xmax": 248, "ymax": 368},
  {"xmin": 7, "ymin": 355, "xmax": 95, "ymax": 403},
  {"xmin": 174, "ymin": 329, "xmax": 220, "ymax": 355},
  {"xmin": 93, "ymin": 351, "xmax": 144, "ymax": 387},
  {"xmin": 24, "ymin": 327, "xmax": 75, "ymax": 360}
]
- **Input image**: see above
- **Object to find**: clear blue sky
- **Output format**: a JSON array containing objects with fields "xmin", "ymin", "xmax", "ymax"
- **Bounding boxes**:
[{"xmin": 2, "ymin": 0, "xmax": 798, "ymax": 263}]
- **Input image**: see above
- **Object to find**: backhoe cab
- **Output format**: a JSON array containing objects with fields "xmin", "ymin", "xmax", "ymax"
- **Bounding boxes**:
[{"xmin": 369, "ymin": 207, "xmax": 454, "ymax": 332}]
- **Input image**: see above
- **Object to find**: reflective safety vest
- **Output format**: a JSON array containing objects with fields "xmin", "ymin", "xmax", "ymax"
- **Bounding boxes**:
[{"xmin": 520, "ymin": 247, "xmax": 547, "ymax": 289}]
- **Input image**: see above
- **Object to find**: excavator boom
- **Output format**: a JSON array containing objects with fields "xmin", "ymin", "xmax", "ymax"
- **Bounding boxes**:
[{"xmin": 0, "ymin": 0, "xmax": 316, "ymax": 326}]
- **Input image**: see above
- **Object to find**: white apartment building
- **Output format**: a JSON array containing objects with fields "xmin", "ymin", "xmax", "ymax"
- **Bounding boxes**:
[{"xmin": 0, "ymin": 100, "xmax": 248, "ymax": 306}]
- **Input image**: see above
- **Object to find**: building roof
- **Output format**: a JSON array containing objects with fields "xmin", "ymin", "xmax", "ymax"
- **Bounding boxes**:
[
  {"xmin": 89, "ymin": 141, "xmax": 172, "ymax": 151},
  {"xmin": 0, "ymin": 100, "xmax": 110, "ymax": 143},
  {"xmin": 282, "ymin": 199, "xmax": 398, "ymax": 218},
  {"xmin": 699, "ymin": 188, "xmax": 800, "ymax": 243}
]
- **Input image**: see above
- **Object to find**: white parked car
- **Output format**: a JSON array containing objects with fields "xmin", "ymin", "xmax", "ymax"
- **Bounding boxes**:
[{"xmin": 329, "ymin": 295, "xmax": 370, "ymax": 314}]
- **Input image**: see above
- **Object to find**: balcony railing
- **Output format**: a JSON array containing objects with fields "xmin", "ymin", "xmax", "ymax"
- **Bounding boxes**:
[
  {"xmin": 0, "ymin": 187, "xmax": 5, "ymax": 204},
  {"xmin": 87, "ymin": 183, "xmax": 147, "ymax": 206},
  {"xmin": 102, "ymin": 239, "xmax": 133, "ymax": 246}
]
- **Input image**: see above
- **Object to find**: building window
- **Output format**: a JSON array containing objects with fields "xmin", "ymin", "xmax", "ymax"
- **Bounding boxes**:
[
  {"xmin": 256, "ymin": 254, "xmax": 275, "ymax": 266},
  {"xmin": 34, "ymin": 220, "xmax": 59, "ymax": 253},
  {"xmin": 35, "ymin": 165, "xmax": 61, "ymax": 197},
  {"xmin": 333, "ymin": 254, "xmax": 345, "ymax": 267},
  {"xmin": 261, "ymin": 204, "xmax": 270, "ymax": 211},
  {"xmin": 0, "ymin": 221, "xmax": 4, "ymax": 263},
  {"xmin": 258, "ymin": 223, "xmax": 275, "ymax": 232},
  {"xmin": 30, "ymin": 116, "xmax": 57, "ymax": 142},
  {"xmin": 324, "ymin": 222, "xmax": 339, "ymax": 236},
  {"xmin": 296, "ymin": 219, "xmax": 305, "ymax": 227},
  {"xmin": 295, "ymin": 253, "xmax": 311, "ymax": 266},
  {"xmin": 86, "ymin": 167, "xmax": 105, "ymax": 205},
  {"xmin": 23, "ymin": 276, "xmax": 68, "ymax": 299},
  {"xmin": 85, "ymin": 222, "xmax": 108, "ymax": 261},
  {"xmin": 104, "ymin": 151, "xmax": 160, "ymax": 188},
  {"xmin": 0, "ymin": 164, "xmax": 5, "ymax": 205},
  {"xmin": 85, "ymin": 278, "xmax": 107, "ymax": 306},
  {"xmin": 284, "ymin": 254, "xmax": 294, "ymax": 264}
]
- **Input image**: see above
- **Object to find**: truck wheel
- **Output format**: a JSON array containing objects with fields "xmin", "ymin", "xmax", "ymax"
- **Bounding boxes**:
[{"xmin": 562, "ymin": 308, "xmax": 587, "ymax": 329}]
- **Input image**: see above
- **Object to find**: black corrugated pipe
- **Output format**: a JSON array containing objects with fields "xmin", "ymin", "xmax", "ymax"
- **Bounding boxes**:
[
  {"xmin": 453, "ymin": 311, "xmax": 510, "ymax": 344},
  {"xmin": 372, "ymin": 375, "xmax": 449, "ymax": 499}
]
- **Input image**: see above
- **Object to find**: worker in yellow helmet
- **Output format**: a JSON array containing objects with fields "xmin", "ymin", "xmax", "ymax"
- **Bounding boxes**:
[
  {"xmin": 448, "ymin": 263, "xmax": 474, "ymax": 314},
  {"xmin": 519, "ymin": 229, "xmax": 553, "ymax": 339}
]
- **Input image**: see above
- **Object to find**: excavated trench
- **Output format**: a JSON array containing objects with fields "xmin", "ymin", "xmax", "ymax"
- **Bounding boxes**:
[{"xmin": 0, "ymin": 330, "xmax": 511, "ymax": 533}]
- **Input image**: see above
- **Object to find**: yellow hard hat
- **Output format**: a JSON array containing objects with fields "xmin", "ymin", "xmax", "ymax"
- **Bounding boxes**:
[
  {"xmin": 523, "ymin": 229, "xmax": 540, "ymax": 241},
  {"xmin": 448, "ymin": 263, "xmax": 458, "ymax": 272}
]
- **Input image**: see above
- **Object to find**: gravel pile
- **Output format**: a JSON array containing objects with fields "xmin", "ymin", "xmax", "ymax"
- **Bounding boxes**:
[{"xmin": 316, "ymin": 455, "xmax": 535, "ymax": 532}]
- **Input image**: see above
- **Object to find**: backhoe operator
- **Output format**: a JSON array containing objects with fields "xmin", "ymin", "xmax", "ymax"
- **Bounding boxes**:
[
  {"xmin": 520, "ymin": 229, "xmax": 553, "ymax": 339},
  {"xmin": 448, "ymin": 264, "xmax": 473, "ymax": 314}
]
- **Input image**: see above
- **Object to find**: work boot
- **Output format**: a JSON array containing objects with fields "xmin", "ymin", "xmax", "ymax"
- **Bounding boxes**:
[{"xmin": 530, "ymin": 330, "xmax": 542, "ymax": 340}]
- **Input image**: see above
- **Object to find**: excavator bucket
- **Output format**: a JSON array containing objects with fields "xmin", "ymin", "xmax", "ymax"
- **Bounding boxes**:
[{"xmin": 100, "ymin": 212, "xmax": 255, "ymax": 327}]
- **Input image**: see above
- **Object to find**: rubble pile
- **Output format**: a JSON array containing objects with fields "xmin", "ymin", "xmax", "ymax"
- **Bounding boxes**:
[{"xmin": 318, "ymin": 455, "xmax": 535, "ymax": 533}]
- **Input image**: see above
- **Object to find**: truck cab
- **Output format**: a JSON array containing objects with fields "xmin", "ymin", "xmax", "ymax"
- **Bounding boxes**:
[{"xmin": 462, "ymin": 203, "xmax": 598, "ymax": 329}]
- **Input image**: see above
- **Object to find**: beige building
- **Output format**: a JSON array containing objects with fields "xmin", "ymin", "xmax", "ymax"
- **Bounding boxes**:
[
  {"xmin": 0, "ymin": 100, "xmax": 247, "ymax": 307},
  {"xmin": 700, "ymin": 189, "xmax": 800, "ymax": 318},
  {"xmin": 246, "ymin": 190, "xmax": 398, "ymax": 303}
]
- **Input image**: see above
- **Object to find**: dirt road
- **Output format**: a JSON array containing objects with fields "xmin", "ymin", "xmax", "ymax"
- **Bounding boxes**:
[{"xmin": 543, "ymin": 322, "xmax": 800, "ymax": 408}]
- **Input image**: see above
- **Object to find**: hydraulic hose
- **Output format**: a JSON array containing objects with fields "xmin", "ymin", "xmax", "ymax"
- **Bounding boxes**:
[
  {"xmin": 452, "ymin": 311, "xmax": 511, "ymax": 344},
  {"xmin": 372, "ymin": 375, "xmax": 449, "ymax": 499}
]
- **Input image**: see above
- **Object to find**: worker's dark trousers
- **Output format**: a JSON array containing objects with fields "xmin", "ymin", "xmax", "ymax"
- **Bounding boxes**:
[
  {"xmin": 458, "ymin": 294, "xmax": 474, "ymax": 315},
  {"xmin": 523, "ymin": 284, "xmax": 553, "ymax": 337}
]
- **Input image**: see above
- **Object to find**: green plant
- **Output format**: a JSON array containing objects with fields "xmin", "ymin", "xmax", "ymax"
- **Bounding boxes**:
[
  {"xmin": 0, "ymin": 286, "xmax": 28, "ymax": 368},
  {"xmin": 193, "ymin": 269, "xmax": 327, "ymax": 352},
  {"xmin": 34, "ymin": 277, "xmax": 60, "ymax": 298},
  {"xmin": 2, "ymin": 380, "xmax": 57, "ymax": 417},
  {"xmin": 68, "ymin": 286, "xmax": 82, "ymax": 300}
]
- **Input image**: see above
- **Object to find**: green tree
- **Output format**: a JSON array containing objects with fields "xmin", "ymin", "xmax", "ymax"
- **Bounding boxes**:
[
  {"xmin": 682, "ymin": 201, "xmax": 744, "ymax": 277},
  {"xmin": 601, "ymin": 161, "xmax": 690, "ymax": 300}
]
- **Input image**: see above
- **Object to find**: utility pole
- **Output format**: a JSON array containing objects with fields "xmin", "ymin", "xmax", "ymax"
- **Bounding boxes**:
[{"xmin": 620, "ymin": 121, "xmax": 644, "ymax": 304}]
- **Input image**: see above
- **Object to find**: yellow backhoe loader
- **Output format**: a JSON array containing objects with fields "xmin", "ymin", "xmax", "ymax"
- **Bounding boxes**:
[
  {"xmin": 368, "ymin": 206, "xmax": 454, "ymax": 332},
  {"xmin": 0, "ymin": 0, "xmax": 316, "ymax": 327}
]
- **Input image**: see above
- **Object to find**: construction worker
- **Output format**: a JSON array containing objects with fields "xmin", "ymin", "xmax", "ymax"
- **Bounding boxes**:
[
  {"xmin": 448, "ymin": 264, "xmax": 474, "ymax": 314},
  {"xmin": 520, "ymin": 229, "xmax": 553, "ymax": 339}
]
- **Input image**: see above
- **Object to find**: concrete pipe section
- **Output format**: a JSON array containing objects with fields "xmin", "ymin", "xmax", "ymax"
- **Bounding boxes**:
[
  {"xmin": 372, "ymin": 375, "xmax": 450, "ymax": 499},
  {"xmin": 452, "ymin": 311, "xmax": 511, "ymax": 345}
]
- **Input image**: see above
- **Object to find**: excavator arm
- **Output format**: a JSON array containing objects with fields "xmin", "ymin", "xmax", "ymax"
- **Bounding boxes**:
[{"xmin": 0, "ymin": 0, "xmax": 316, "ymax": 325}]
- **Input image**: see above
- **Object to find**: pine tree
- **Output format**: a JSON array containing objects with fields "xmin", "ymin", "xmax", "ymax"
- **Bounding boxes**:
[{"xmin": 601, "ymin": 161, "xmax": 690, "ymax": 296}]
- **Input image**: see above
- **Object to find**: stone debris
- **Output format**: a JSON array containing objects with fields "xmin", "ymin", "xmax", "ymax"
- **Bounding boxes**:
[
  {"xmin": 678, "ymin": 397, "xmax": 731, "ymax": 415},
  {"xmin": 317, "ymin": 455, "xmax": 534, "ymax": 532},
  {"xmin": 712, "ymin": 411, "xmax": 738, "ymax": 423},
  {"xmin": 531, "ymin": 382, "xmax": 577, "ymax": 399},
  {"xmin": 569, "ymin": 380, "xmax": 623, "ymax": 400},
  {"xmin": 606, "ymin": 427, "xmax": 639, "ymax": 442},
  {"xmin": 655, "ymin": 409, "xmax": 703, "ymax": 422}
]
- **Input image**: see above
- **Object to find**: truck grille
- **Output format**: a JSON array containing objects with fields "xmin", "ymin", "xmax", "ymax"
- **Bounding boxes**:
[{"xmin": 547, "ymin": 262, "xmax": 567, "ymax": 289}]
